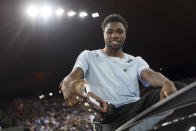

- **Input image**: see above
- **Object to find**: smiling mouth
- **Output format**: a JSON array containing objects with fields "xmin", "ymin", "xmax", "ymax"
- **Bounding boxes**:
[{"xmin": 111, "ymin": 40, "xmax": 120, "ymax": 45}]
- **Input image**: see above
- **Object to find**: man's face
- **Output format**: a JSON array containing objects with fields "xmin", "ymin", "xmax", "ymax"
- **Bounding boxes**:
[{"xmin": 103, "ymin": 22, "xmax": 126, "ymax": 51}]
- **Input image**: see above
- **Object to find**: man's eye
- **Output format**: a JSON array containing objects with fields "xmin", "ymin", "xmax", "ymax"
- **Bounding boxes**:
[
  {"xmin": 107, "ymin": 31, "xmax": 113, "ymax": 34},
  {"xmin": 117, "ymin": 30, "xmax": 124, "ymax": 34}
]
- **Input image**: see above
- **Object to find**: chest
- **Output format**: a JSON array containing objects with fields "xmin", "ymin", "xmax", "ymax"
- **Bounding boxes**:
[{"xmin": 89, "ymin": 55, "xmax": 138, "ymax": 80}]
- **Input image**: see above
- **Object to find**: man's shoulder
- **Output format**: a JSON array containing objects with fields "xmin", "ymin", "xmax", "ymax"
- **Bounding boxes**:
[{"xmin": 80, "ymin": 49, "xmax": 100, "ymax": 56}]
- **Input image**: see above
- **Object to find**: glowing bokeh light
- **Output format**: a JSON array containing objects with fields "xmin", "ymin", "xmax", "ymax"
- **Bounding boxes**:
[
  {"xmin": 92, "ymin": 12, "xmax": 99, "ymax": 18},
  {"xmin": 49, "ymin": 92, "xmax": 53, "ymax": 96},
  {"xmin": 67, "ymin": 11, "xmax": 76, "ymax": 17},
  {"xmin": 41, "ymin": 5, "xmax": 52, "ymax": 18},
  {"xmin": 56, "ymin": 8, "xmax": 64, "ymax": 16},
  {"xmin": 79, "ymin": 11, "xmax": 88, "ymax": 18},
  {"xmin": 26, "ymin": 4, "xmax": 38, "ymax": 18}
]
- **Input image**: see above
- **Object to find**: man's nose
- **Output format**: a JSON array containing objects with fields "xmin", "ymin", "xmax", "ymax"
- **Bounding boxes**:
[{"xmin": 112, "ymin": 32, "xmax": 119, "ymax": 39}]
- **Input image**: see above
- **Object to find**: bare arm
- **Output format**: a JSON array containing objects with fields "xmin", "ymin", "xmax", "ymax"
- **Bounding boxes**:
[
  {"xmin": 61, "ymin": 67, "xmax": 87, "ymax": 106},
  {"xmin": 141, "ymin": 69, "xmax": 177, "ymax": 100}
]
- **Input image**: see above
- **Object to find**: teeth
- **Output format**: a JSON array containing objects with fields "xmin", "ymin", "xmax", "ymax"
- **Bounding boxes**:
[
  {"xmin": 109, "ymin": 40, "xmax": 118, "ymax": 42},
  {"xmin": 112, "ymin": 41, "xmax": 118, "ymax": 43}
]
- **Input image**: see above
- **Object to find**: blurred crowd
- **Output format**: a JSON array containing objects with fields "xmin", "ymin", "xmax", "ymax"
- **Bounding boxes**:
[{"xmin": 1, "ymin": 97, "xmax": 93, "ymax": 131}]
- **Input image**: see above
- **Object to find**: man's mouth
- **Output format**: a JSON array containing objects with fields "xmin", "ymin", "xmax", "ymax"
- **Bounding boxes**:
[
  {"xmin": 112, "ymin": 41, "xmax": 118, "ymax": 44},
  {"xmin": 110, "ymin": 40, "xmax": 120, "ymax": 45}
]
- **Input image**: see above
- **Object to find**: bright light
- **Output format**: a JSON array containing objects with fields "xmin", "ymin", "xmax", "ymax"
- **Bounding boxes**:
[
  {"xmin": 41, "ymin": 5, "xmax": 52, "ymax": 18},
  {"xmin": 84, "ymin": 102, "xmax": 89, "ymax": 107},
  {"xmin": 56, "ymin": 8, "xmax": 64, "ymax": 16},
  {"xmin": 26, "ymin": 5, "xmax": 38, "ymax": 18},
  {"xmin": 67, "ymin": 11, "xmax": 76, "ymax": 17},
  {"xmin": 39, "ymin": 94, "xmax": 44, "ymax": 99},
  {"xmin": 49, "ymin": 92, "xmax": 53, "ymax": 96},
  {"xmin": 79, "ymin": 11, "xmax": 88, "ymax": 18},
  {"xmin": 92, "ymin": 12, "xmax": 99, "ymax": 18},
  {"xmin": 189, "ymin": 126, "xmax": 196, "ymax": 131}
]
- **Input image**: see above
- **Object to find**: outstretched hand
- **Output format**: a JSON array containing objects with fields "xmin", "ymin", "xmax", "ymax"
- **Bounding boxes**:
[{"xmin": 61, "ymin": 79, "xmax": 88, "ymax": 106}]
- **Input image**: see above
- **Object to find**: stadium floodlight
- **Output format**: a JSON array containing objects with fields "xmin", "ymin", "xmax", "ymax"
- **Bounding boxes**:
[
  {"xmin": 92, "ymin": 12, "xmax": 99, "ymax": 18},
  {"xmin": 56, "ymin": 8, "xmax": 64, "ymax": 16},
  {"xmin": 26, "ymin": 4, "xmax": 38, "ymax": 18},
  {"xmin": 49, "ymin": 92, "xmax": 53, "ymax": 96},
  {"xmin": 41, "ymin": 5, "xmax": 52, "ymax": 18},
  {"xmin": 67, "ymin": 11, "xmax": 76, "ymax": 17},
  {"xmin": 79, "ymin": 11, "xmax": 88, "ymax": 18}
]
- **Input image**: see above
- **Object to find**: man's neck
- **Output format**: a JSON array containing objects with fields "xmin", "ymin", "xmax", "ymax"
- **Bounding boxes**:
[{"xmin": 102, "ymin": 48, "xmax": 124, "ymax": 59}]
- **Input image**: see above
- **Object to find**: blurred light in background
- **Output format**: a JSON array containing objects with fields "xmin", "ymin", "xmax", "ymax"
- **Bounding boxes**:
[
  {"xmin": 41, "ymin": 5, "xmax": 52, "ymax": 19},
  {"xmin": 56, "ymin": 8, "xmax": 64, "ymax": 16},
  {"xmin": 92, "ymin": 12, "xmax": 99, "ymax": 18},
  {"xmin": 26, "ymin": 4, "xmax": 38, "ymax": 18},
  {"xmin": 67, "ymin": 11, "xmax": 76, "ymax": 17},
  {"xmin": 49, "ymin": 92, "xmax": 53, "ymax": 96},
  {"xmin": 79, "ymin": 11, "xmax": 88, "ymax": 18},
  {"xmin": 39, "ymin": 94, "xmax": 45, "ymax": 99}
]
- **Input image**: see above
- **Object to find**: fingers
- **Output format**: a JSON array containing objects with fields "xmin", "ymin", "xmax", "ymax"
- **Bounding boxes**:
[
  {"xmin": 167, "ymin": 87, "xmax": 177, "ymax": 96},
  {"xmin": 76, "ymin": 96, "xmax": 85, "ymax": 103},
  {"xmin": 65, "ymin": 95, "xmax": 85, "ymax": 106},
  {"xmin": 74, "ymin": 80, "xmax": 88, "ymax": 90},
  {"xmin": 163, "ymin": 81, "xmax": 177, "ymax": 96},
  {"xmin": 66, "ymin": 99, "xmax": 73, "ymax": 106},
  {"xmin": 62, "ymin": 79, "xmax": 88, "ymax": 107},
  {"xmin": 160, "ymin": 89, "xmax": 166, "ymax": 100},
  {"xmin": 164, "ymin": 86, "xmax": 177, "ymax": 96},
  {"xmin": 72, "ymin": 80, "xmax": 88, "ymax": 98},
  {"xmin": 160, "ymin": 85, "xmax": 178, "ymax": 101},
  {"xmin": 72, "ymin": 79, "xmax": 88, "ymax": 86}
]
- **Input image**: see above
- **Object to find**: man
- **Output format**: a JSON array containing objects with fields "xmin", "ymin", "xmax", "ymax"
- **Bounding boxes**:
[{"xmin": 60, "ymin": 14, "xmax": 177, "ymax": 130}]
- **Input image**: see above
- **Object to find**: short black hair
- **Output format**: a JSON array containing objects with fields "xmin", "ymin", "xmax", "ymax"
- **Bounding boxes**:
[{"xmin": 101, "ymin": 14, "xmax": 128, "ymax": 32}]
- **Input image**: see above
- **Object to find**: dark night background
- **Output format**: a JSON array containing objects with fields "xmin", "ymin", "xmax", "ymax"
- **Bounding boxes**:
[{"xmin": 0, "ymin": 0, "xmax": 195, "ymax": 101}]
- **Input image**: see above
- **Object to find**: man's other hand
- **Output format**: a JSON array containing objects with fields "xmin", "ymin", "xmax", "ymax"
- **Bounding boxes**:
[{"xmin": 160, "ymin": 81, "xmax": 177, "ymax": 100}]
